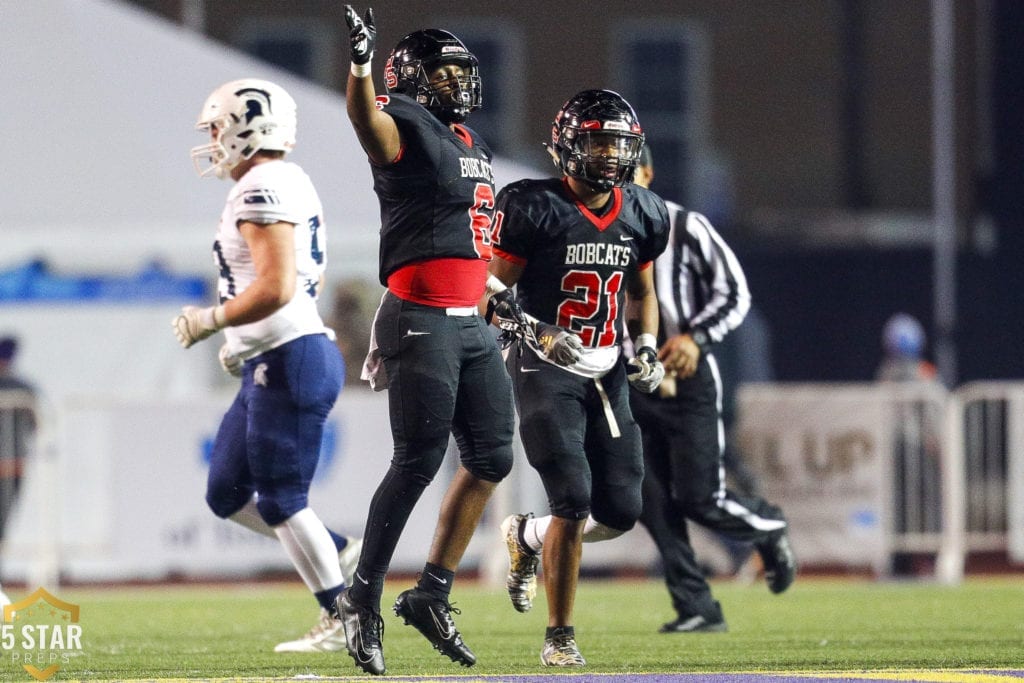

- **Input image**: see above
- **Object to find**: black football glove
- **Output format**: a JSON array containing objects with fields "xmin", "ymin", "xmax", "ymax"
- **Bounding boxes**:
[
  {"xmin": 627, "ymin": 343, "xmax": 665, "ymax": 393},
  {"xmin": 344, "ymin": 5, "xmax": 376, "ymax": 65},
  {"xmin": 486, "ymin": 289, "xmax": 529, "ymax": 348},
  {"xmin": 486, "ymin": 288, "xmax": 520, "ymax": 326}
]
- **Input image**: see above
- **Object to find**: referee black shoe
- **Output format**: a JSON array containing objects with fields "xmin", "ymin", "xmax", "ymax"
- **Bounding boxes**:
[
  {"xmin": 393, "ymin": 588, "xmax": 476, "ymax": 667},
  {"xmin": 335, "ymin": 589, "xmax": 386, "ymax": 676},
  {"xmin": 757, "ymin": 529, "xmax": 797, "ymax": 594},
  {"xmin": 659, "ymin": 601, "xmax": 728, "ymax": 633},
  {"xmin": 659, "ymin": 614, "xmax": 728, "ymax": 633}
]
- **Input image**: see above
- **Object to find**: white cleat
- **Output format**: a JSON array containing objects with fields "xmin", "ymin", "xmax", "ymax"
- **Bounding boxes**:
[{"xmin": 274, "ymin": 607, "xmax": 346, "ymax": 653}]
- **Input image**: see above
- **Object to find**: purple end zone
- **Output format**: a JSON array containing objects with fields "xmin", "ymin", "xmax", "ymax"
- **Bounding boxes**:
[{"xmin": 378, "ymin": 672, "xmax": 1024, "ymax": 683}]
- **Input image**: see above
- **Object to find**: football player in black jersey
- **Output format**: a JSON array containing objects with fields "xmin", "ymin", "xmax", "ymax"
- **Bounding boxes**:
[
  {"xmin": 486, "ymin": 90, "xmax": 670, "ymax": 666},
  {"xmin": 335, "ymin": 7, "xmax": 515, "ymax": 676}
]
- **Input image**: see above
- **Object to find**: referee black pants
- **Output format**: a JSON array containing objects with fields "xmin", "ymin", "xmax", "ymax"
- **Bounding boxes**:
[{"xmin": 631, "ymin": 354, "xmax": 786, "ymax": 620}]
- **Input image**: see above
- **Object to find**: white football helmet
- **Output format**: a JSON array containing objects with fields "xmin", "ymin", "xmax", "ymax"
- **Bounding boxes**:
[{"xmin": 191, "ymin": 79, "xmax": 297, "ymax": 179}]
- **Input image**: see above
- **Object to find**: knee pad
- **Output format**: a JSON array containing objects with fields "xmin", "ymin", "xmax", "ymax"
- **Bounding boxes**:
[
  {"xmin": 392, "ymin": 436, "xmax": 450, "ymax": 487},
  {"xmin": 462, "ymin": 441, "xmax": 513, "ymax": 483},
  {"xmin": 591, "ymin": 490, "xmax": 642, "ymax": 532},
  {"xmin": 547, "ymin": 482, "xmax": 593, "ymax": 521},
  {"xmin": 254, "ymin": 484, "xmax": 309, "ymax": 527},
  {"xmin": 206, "ymin": 481, "xmax": 255, "ymax": 520}
]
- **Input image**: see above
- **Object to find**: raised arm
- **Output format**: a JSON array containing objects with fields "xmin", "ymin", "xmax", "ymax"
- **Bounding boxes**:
[{"xmin": 344, "ymin": 5, "xmax": 401, "ymax": 166}]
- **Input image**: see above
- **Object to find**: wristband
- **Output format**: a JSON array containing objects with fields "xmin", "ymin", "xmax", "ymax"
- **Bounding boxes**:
[
  {"xmin": 635, "ymin": 333, "xmax": 657, "ymax": 351},
  {"xmin": 485, "ymin": 274, "xmax": 508, "ymax": 298},
  {"xmin": 350, "ymin": 61, "xmax": 372, "ymax": 78},
  {"xmin": 213, "ymin": 304, "xmax": 228, "ymax": 329}
]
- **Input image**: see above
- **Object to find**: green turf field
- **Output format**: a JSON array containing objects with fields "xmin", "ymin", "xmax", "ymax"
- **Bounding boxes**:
[{"xmin": 4, "ymin": 576, "xmax": 1022, "ymax": 680}]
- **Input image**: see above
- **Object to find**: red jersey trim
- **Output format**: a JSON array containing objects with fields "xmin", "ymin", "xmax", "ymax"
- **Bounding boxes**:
[
  {"xmin": 452, "ymin": 124, "xmax": 473, "ymax": 147},
  {"xmin": 562, "ymin": 178, "xmax": 622, "ymax": 231},
  {"xmin": 637, "ymin": 260, "xmax": 653, "ymax": 271},
  {"xmin": 387, "ymin": 257, "xmax": 487, "ymax": 307},
  {"xmin": 493, "ymin": 247, "xmax": 527, "ymax": 267}
]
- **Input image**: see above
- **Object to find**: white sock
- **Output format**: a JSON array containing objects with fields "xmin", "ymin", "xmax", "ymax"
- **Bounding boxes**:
[
  {"xmin": 274, "ymin": 508, "xmax": 344, "ymax": 592},
  {"xmin": 227, "ymin": 495, "xmax": 276, "ymax": 538},
  {"xmin": 523, "ymin": 515, "xmax": 550, "ymax": 552},
  {"xmin": 582, "ymin": 515, "xmax": 625, "ymax": 542},
  {"xmin": 527, "ymin": 514, "xmax": 623, "ymax": 549}
]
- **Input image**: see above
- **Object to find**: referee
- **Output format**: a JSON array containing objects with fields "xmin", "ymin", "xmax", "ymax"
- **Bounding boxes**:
[{"xmin": 630, "ymin": 146, "xmax": 796, "ymax": 633}]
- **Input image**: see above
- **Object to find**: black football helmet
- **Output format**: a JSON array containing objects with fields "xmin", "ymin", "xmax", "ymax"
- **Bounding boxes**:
[
  {"xmin": 549, "ymin": 89, "xmax": 645, "ymax": 191},
  {"xmin": 383, "ymin": 29, "xmax": 482, "ymax": 124}
]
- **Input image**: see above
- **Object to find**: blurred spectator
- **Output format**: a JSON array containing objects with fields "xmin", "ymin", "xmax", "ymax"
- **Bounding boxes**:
[
  {"xmin": 875, "ymin": 313, "xmax": 942, "ymax": 575},
  {"xmin": 329, "ymin": 278, "xmax": 382, "ymax": 388},
  {"xmin": 0, "ymin": 335, "xmax": 38, "ymax": 606},
  {"xmin": 876, "ymin": 313, "xmax": 937, "ymax": 382}
]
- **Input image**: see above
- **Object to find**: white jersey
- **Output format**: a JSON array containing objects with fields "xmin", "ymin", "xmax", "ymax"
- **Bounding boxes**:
[{"xmin": 214, "ymin": 160, "xmax": 331, "ymax": 359}]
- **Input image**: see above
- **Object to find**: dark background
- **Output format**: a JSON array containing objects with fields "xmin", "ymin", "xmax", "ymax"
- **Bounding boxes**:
[{"xmin": 128, "ymin": 0, "xmax": 1024, "ymax": 384}]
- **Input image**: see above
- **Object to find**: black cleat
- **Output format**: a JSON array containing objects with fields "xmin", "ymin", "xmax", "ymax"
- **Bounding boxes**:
[
  {"xmin": 335, "ymin": 589, "xmax": 385, "ymax": 675},
  {"xmin": 659, "ymin": 614, "xmax": 728, "ymax": 633},
  {"xmin": 757, "ymin": 529, "xmax": 797, "ymax": 594},
  {"xmin": 393, "ymin": 588, "xmax": 476, "ymax": 666},
  {"xmin": 659, "ymin": 600, "xmax": 728, "ymax": 633}
]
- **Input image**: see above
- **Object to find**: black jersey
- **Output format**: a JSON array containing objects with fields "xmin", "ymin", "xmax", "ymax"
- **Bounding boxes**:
[
  {"xmin": 493, "ymin": 177, "xmax": 670, "ymax": 349},
  {"xmin": 370, "ymin": 94, "xmax": 497, "ymax": 285}
]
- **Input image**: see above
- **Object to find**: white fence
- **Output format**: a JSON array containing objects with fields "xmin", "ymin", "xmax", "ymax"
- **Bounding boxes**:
[
  {"xmin": 1, "ymin": 381, "xmax": 1021, "ymax": 586},
  {"xmin": 737, "ymin": 381, "xmax": 1024, "ymax": 583}
]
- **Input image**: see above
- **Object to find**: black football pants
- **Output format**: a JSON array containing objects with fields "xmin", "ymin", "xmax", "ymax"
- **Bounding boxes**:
[{"xmin": 631, "ymin": 353, "xmax": 787, "ymax": 621}]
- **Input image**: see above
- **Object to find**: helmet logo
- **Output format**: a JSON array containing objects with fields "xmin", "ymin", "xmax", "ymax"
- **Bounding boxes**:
[
  {"xmin": 244, "ymin": 100, "xmax": 264, "ymax": 123},
  {"xmin": 234, "ymin": 87, "xmax": 273, "ymax": 123}
]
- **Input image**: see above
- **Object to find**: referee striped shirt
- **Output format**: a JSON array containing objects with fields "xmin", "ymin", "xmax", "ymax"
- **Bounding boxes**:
[{"xmin": 653, "ymin": 201, "xmax": 751, "ymax": 345}]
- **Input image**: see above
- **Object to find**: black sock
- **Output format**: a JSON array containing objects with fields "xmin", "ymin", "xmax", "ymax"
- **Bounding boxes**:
[
  {"xmin": 417, "ymin": 562, "xmax": 454, "ymax": 599},
  {"xmin": 348, "ymin": 569, "xmax": 386, "ymax": 610}
]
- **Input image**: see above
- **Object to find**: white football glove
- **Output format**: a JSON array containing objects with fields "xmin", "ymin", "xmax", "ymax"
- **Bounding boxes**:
[
  {"xmin": 483, "ymin": 276, "xmax": 583, "ymax": 366},
  {"xmin": 172, "ymin": 305, "xmax": 226, "ymax": 349},
  {"xmin": 627, "ymin": 334, "xmax": 665, "ymax": 393},
  {"xmin": 218, "ymin": 343, "xmax": 243, "ymax": 378},
  {"xmin": 534, "ymin": 322, "xmax": 584, "ymax": 366}
]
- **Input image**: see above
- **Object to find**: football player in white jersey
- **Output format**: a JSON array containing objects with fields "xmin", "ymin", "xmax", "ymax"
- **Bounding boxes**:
[{"xmin": 174, "ymin": 78, "xmax": 361, "ymax": 653}]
